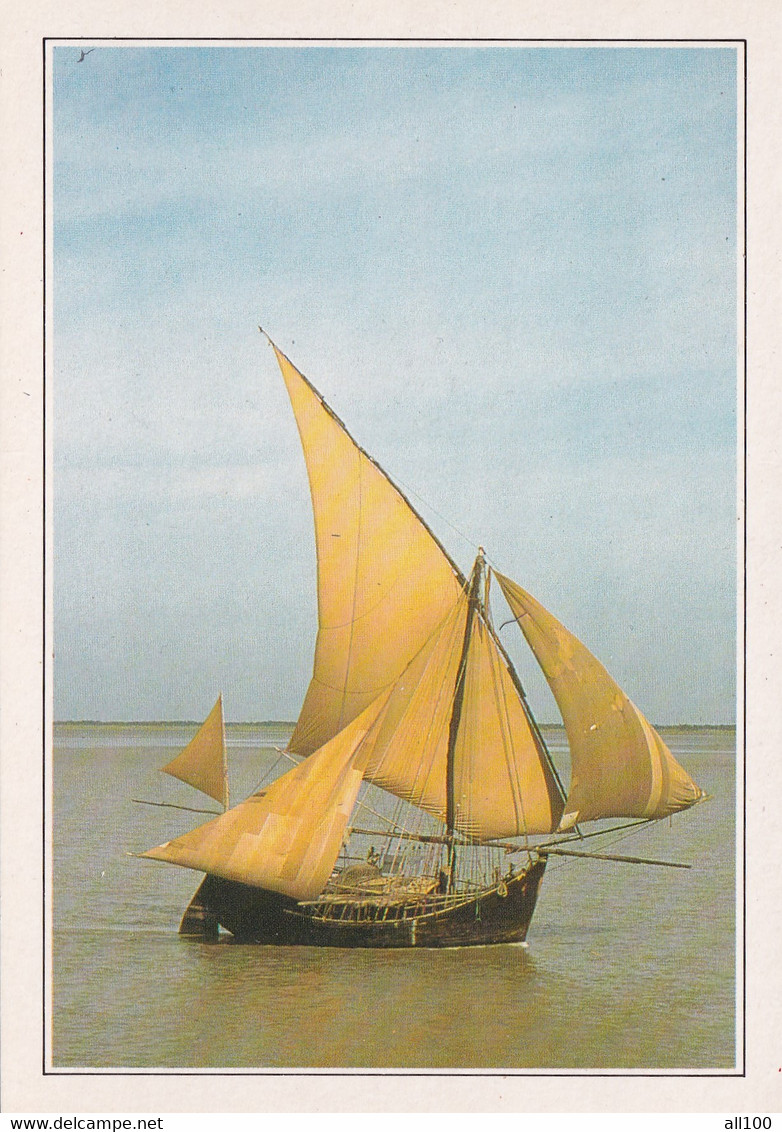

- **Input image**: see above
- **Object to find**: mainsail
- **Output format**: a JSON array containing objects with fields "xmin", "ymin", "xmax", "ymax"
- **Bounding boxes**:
[
  {"xmin": 160, "ymin": 695, "xmax": 228, "ymax": 809},
  {"xmin": 494, "ymin": 572, "xmax": 704, "ymax": 825},
  {"xmin": 273, "ymin": 345, "xmax": 465, "ymax": 756}
]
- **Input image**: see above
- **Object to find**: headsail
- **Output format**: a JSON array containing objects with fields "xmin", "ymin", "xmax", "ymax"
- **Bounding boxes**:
[
  {"xmin": 160, "ymin": 695, "xmax": 228, "ymax": 810},
  {"xmin": 142, "ymin": 695, "xmax": 389, "ymax": 901},
  {"xmin": 494, "ymin": 572, "xmax": 704, "ymax": 825},
  {"xmin": 272, "ymin": 344, "xmax": 464, "ymax": 756}
]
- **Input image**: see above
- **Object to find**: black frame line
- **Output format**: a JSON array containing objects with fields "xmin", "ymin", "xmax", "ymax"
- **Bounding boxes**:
[{"xmin": 41, "ymin": 35, "xmax": 748, "ymax": 1081}]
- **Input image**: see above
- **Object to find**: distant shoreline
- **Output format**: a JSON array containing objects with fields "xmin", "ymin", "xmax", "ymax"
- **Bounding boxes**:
[
  {"xmin": 53, "ymin": 720, "xmax": 737, "ymax": 730},
  {"xmin": 53, "ymin": 719, "xmax": 297, "ymax": 728}
]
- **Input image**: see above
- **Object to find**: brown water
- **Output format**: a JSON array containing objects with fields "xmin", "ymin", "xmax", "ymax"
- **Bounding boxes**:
[{"xmin": 51, "ymin": 724, "xmax": 737, "ymax": 1070}]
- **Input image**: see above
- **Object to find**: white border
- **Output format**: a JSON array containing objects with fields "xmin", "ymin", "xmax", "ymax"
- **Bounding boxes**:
[{"xmin": 2, "ymin": 9, "xmax": 778, "ymax": 1116}]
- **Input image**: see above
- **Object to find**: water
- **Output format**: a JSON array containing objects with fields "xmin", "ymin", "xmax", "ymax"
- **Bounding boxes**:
[{"xmin": 51, "ymin": 724, "xmax": 736, "ymax": 1070}]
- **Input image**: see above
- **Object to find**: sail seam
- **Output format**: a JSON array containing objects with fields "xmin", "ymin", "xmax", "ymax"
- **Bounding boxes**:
[
  {"xmin": 314, "ymin": 565, "xmax": 435, "ymax": 630},
  {"xmin": 291, "ymin": 588, "xmax": 470, "ymax": 758}
]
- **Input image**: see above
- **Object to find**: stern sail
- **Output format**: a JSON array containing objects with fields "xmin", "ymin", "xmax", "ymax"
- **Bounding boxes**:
[{"xmin": 494, "ymin": 572, "xmax": 704, "ymax": 825}]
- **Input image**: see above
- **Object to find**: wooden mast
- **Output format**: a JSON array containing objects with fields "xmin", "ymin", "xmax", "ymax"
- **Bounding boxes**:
[{"xmin": 444, "ymin": 548, "xmax": 485, "ymax": 890}]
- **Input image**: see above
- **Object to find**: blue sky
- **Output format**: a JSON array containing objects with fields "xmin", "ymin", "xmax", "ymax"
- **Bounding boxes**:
[{"xmin": 52, "ymin": 45, "xmax": 738, "ymax": 723}]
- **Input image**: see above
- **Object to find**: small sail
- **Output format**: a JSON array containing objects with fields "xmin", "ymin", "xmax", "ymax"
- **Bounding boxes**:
[
  {"xmin": 160, "ymin": 695, "xmax": 228, "ymax": 809},
  {"xmin": 360, "ymin": 589, "xmax": 564, "ymax": 838},
  {"xmin": 142, "ymin": 695, "xmax": 389, "ymax": 901},
  {"xmin": 495, "ymin": 572, "xmax": 704, "ymax": 824},
  {"xmin": 272, "ymin": 345, "xmax": 464, "ymax": 756}
]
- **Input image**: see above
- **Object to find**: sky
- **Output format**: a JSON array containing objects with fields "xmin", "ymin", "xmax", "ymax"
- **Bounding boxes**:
[{"xmin": 51, "ymin": 44, "xmax": 739, "ymax": 724}]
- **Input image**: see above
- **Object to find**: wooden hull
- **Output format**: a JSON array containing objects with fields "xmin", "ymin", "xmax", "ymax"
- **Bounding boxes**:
[{"xmin": 179, "ymin": 858, "xmax": 547, "ymax": 948}]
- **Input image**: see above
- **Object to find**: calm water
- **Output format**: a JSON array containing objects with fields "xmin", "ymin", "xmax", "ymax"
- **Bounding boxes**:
[{"xmin": 51, "ymin": 724, "xmax": 737, "ymax": 1070}]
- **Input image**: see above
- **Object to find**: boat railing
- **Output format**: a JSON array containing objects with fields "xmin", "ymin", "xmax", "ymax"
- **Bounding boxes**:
[{"xmin": 295, "ymin": 870, "xmax": 529, "ymax": 926}]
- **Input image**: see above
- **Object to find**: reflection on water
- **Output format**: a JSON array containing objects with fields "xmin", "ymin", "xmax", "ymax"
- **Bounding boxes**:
[{"xmin": 52, "ymin": 724, "xmax": 737, "ymax": 1070}]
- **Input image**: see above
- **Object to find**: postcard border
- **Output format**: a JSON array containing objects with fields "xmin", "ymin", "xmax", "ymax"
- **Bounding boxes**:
[{"xmin": 41, "ymin": 34, "xmax": 748, "ymax": 1082}]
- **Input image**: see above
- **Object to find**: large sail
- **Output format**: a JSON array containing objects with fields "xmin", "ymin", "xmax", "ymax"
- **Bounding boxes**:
[
  {"xmin": 359, "ymin": 588, "xmax": 565, "ymax": 838},
  {"xmin": 160, "ymin": 695, "xmax": 228, "ymax": 809},
  {"xmin": 452, "ymin": 616, "xmax": 564, "ymax": 837},
  {"xmin": 495, "ymin": 572, "xmax": 704, "ymax": 824},
  {"xmin": 142, "ymin": 695, "xmax": 388, "ymax": 901},
  {"xmin": 272, "ymin": 345, "xmax": 464, "ymax": 756}
]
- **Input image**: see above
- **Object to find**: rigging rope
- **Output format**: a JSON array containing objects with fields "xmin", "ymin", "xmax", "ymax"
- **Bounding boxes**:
[
  {"xmin": 384, "ymin": 469, "xmax": 482, "ymax": 562},
  {"xmin": 537, "ymin": 813, "xmax": 689, "ymax": 876}
]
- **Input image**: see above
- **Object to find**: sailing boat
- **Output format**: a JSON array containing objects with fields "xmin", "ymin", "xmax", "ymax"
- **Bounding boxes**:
[{"xmin": 139, "ymin": 335, "xmax": 705, "ymax": 947}]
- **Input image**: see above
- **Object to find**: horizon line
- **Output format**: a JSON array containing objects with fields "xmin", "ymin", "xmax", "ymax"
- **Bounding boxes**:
[{"xmin": 52, "ymin": 719, "xmax": 737, "ymax": 730}]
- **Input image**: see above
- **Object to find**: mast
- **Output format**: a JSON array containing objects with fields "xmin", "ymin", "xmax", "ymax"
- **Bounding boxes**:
[{"xmin": 444, "ymin": 549, "xmax": 485, "ymax": 889}]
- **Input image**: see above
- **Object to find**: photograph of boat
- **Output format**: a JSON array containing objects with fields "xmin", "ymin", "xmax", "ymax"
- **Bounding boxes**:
[
  {"xmin": 137, "ymin": 337, "xmax": 705, "ymax": 949},
  {"xmin": 48, "ymin": 42, "xmax": 739, "ymax": 1071}
]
